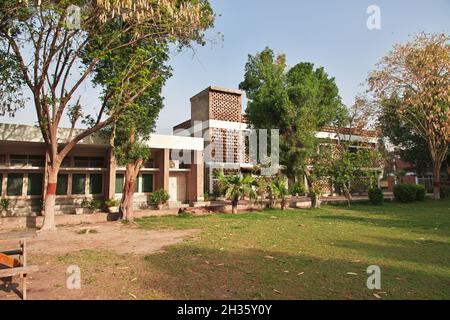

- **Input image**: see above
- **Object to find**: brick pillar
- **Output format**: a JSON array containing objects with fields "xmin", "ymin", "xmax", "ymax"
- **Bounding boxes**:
[
  {"xmin": 105, "ymin": 148, "xmax": 116, "ymax": 200},
  {"xmin": 187, "ymin": 150, "xmax": 204, "ymax": 204},
  {"xmin": 155, "ymin": 149, "xmax": 170, "ymax": 191}
]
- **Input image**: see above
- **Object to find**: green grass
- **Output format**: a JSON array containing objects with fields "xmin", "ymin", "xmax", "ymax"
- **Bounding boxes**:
[{"xmin": 136, "ymin": 200, "xmax": 450, "ymax": 299}]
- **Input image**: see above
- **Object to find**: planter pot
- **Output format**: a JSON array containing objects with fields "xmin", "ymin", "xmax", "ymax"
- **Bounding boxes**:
[
  {"xmin": 75, "ymin": 208, "xmax": 93, "ymax": 215},
  {"xmin": 1, "ymin": 210, "xmax": 9, "ymax": 218},
  {"xmin": 157, "ymin": 204, "xmax": 164, "ymax": 210},
  {"xmin": 108, "ymin": 206, "xmax": 119, "ymax": 214}
]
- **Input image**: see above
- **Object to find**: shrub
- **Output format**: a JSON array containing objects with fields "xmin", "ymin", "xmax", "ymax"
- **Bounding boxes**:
[
  {"xmin": 80, "ymin": 198, "xmax": 102, "ymax": 210},
  {"xmin": 148, "ymin": 189, "xmax": 170, "ymax": 206},
  {"xmin": 105, "ymin": 198, "xmax": 120, "ymax": 207},
  {"xmin": 0, "ymin": 198, "xmax": 10, "ymax": 211},
  {"xmin": 368, "ymin": 187, "xmax": 384, "ymax": 205},
  {"xmin": 393, "ymin": 184, "xmax": 425, "ymax": 203},
  {"xmin": 441, "ymin": 185, "xmax": 450, "ymax": 199},
  {"xmin": 415, "ymin": 184, "xmax": 426, "ymax": 201},
  {"xmin": 203, "ymin": 192, "xmax": 209, "ymax": 201},
  {"xmin": 289, "ymin": 181, "xmax": 305, "ymax": 196}
]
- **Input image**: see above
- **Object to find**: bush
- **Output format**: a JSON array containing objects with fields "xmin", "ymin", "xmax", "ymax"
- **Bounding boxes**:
[
  {"xmin": 0, "ymin": 198, "xmax": 10, "ymax": 211},
  {"xmin": 415, "ymin": 184, "xmax": 426, "ymax": 201},
  {"xmin": 105, "ymin": 198, "xmax": 120, "ymax": 207},
  {"xmin": 148, "ymin": 189, "xmax": 170, "ymax": 207},
  {"xmin": 80, "ymin": 198, "xmax": 102, "ymax": 210},
  {"xmin": 203, "ymin": 192, "xmax": 209, "ymax": 201},
  {"xmin": 368, "ymin": 187, "xmax": 384, "ymax": 205},
  {"xmin": 393, "ymin": 184, "xmax": 426, "ymax": 203},
  {"xmin": 289, "ymin": 181, "xmax": 305, "ymax": 196},
  {"xmin": 393, "ymin": 184, "xmax": 418, "ymax": 203},
  {"xmin": 441, "ymin": 185, "xmax": 450, "ymax": 199}
]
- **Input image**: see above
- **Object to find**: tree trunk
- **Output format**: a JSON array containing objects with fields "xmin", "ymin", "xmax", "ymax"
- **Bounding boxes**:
[
  {"xmin": 311, "ymin": 193, "xmax": 321, "ymax": 209},
  {"xmin": 120, "ymin": 159, "xmax": 143, "ymax": 221},
  {"xmin": 432, "ymin": 161, "xmax": 441, "ymax": 200},
  {"xmin": 231, "ymin": 198, "xmax": 238, "ymax": 214},
  {"xmin": 40, "ymin": 165, "xmax": 60, "ymax": 231},
  {"xmin": 280, "ymin": 198, "xmax": 286, "ymax": 210}
]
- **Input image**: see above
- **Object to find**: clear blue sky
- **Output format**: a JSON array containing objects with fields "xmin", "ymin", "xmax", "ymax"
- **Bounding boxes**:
[{"xmin": 2, "ymin": 0, "xmax": 449, "ymax": 134}]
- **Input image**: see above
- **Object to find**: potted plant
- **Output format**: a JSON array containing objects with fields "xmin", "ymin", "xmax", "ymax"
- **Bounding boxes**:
[
  {"xmin": 75, "ymin": 198, "xmax": 90, "ymax": 215},
  {"xmin": 0, "ymin": 198, "xmax": 11, "ymax": 217},
  {"xmin": 148, "ymin": 189, "xmax": 170, "ymax": 210},
  {"xmin": 105, "ymin": 198, "xmax": 120, "ymax": 213}
]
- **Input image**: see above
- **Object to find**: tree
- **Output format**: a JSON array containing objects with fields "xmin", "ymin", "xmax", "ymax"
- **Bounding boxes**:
[
  {"xmin": 0, "ymin": 0, "xmax": 214, "ymax": 230},
  {"xmin": 368, "ymin": 33, "xmax": 450, "ymax": 199},
  {"xmin": 239, "ymin": 48, "xmax": 347, "ymax": 200},
  {"xmin": 214, "ymin": 170, "xmax": 255, "ymax": 214},
  {"xmin": 95, "ymin": 39, "xmax": 171, "ymax": 222}
]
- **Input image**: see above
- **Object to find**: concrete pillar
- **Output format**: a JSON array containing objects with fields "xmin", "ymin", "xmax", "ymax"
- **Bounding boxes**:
[
  {"xmin": 155, "ymin": 149, "xmax": 169, "ymax": 191},
  {"xmin": 105, "ymin": 148, "xmax": 116, "ymax": 200},
  {"xmin": 187, "ymin": 150, "xmax": 204, "ymax": 204}
]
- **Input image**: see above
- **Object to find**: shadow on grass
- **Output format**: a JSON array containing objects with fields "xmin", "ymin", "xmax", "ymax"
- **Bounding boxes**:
[{"xmin": 140, "ymin": 245, "xmax": 450, "ymax": 300}]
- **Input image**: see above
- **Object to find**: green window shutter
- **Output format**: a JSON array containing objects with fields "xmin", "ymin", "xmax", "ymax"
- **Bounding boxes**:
[
  {"xmin": 0, "ymin": 173, "xmax": 3, "ymax": 195},
  {"xmin": 7, "ymin": 173, "xmax": 23, "ymax": 196},
  {"xmin": 142, "ymin": 174, "xmax": 153, "ymax": 193},
  {"xmin": 72, "ymin": 174, "xmax": 86, "ymax": 194},
  {"xmin": 89, "ymin": 174, "xmax": 103, "ymax": 194},
  {"xmin": 56, "ymin": 174, "xmax": 69, "ymax": 195},
  {"xmin": 135, "ymin": 176, "xmax": 139, "ymax": 193},
  {"xmin": 27, "ymin": 173, "xmax": 43, "ymax": 196},
  {"xmin": 115, "ymin": 174, "xmax": 124, "ymax": 194}
]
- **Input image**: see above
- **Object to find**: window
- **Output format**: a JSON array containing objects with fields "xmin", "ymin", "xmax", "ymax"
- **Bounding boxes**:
[
  {"xmin": 115, "ymin": 174, "xmax": 124, "ymax": 194},
  {"xmin": 89, "ymin": 174, "xmax": 103, "ymax": 194},
  {"xmin": 7, "ymin": 173, "xmax": 23, "ymax": 196},
  {"xmin": 56, "ymin": 174, "xmax": 68, "ymax": 195},
  {"xmin": 0, "ymin": 155, "xmax": 6, "ymax": 165},
  {"xmin": 0, "ymin": 173, "xmax": 2, "ymax": 194},
  {"xmin": 10, "ymin": 155, "xmax": 28, "ymax": 166},
  {"xmin": 115, "ymin": 174, "xmax": 138, "ymax": 193},
  {"xmin": 27, "ymin": 173, "xmax": 43, "ymax": 196},
  {"xmin": 72, "ymin": 174, "xmax": 86, "ymax": 195},
  {"xmin": 10, "ymin": 155, "xmax": 45, "ymax": 167},
  {"xmin": 74, "ymin": 157, "xmax": 105, "ymax": 168},
  {"xmin": 142, "ymin": 174, "xmax": 153, "ymax": 193}
]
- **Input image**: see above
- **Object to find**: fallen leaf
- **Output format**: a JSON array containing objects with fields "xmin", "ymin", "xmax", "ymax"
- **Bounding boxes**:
[
  {"xmin": 129, "ymin": 293, "xmax": 137, "ymax": 299},
  {"xmin": 131, "ymin": 278, "xmax": 137, "ymax": 282},
  {"xmin": 373, "ymin": 293, "xmax": 382, "ymax": 299},
  {"xmin": 283, "ymin": 270, "xmax": 289, "ymax": 273},
  {"xmin": 346, "ymin": 272, "xmax": 358, "ymax": 275},
  {"xmin": 265, "ymin": 255, "xmax": 274, "ymax": 259},
  {"xmin": 217, "ymin": 263, "xmax": 225, "ymax": 266},
  {"xmin": 297, "ymin": 272, "xmax": 305, "ymax": 276}
]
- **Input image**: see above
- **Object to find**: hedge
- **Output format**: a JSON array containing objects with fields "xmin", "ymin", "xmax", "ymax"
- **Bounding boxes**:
[
  {"xmin": 368, "ymin": 187, "xmax": 384, "ymax": 205},
  {"xmin": 394, "ymin": 184, "xmax": 426, "ymax": 203}
]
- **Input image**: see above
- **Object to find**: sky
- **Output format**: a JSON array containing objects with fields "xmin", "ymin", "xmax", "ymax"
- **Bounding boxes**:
[{"xmin": 1, "ymin": 0, "xmax": 449, "ymax": 134}]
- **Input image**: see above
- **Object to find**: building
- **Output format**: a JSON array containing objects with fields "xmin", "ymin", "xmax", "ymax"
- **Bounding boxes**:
[
  {"xmin": 174, "ymin": 86, "xmax": 381, "ymax": 196},
  {"xmin": 0, "ymin": 123, "xmax": 204, "ymax": 216},
  {"xmin": 173, "ymin": 86, "xmax": 252, "ymax": 194}
]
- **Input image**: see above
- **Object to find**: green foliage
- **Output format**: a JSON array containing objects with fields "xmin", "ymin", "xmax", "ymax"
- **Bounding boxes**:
[
  {"xmin": 393, "ymin": 184, "xmax": 426, "ymax": 203},
  {"xmin": 80, "ymin": 198, "xmax": 102, "ymax": 210},
  {"xmin": 148, "ymin": 189, "xmax": 170, "ymax": 207},
  {"xmin": 239, "ymin": 47, "xmax": 348, "ymax": 178},
  {"xmin": 289, "ymin": 181, "xmax": 305, "ymax": 196},
  {"xmin": 441, "ymin": 186, "xmax": 450, "ymax": 199},
  {"xmin": 203, "ymin": 192, "xmax": 209, "ymax": 201},
  {"xmin": 214, "ymin": 170, "xmax": 256, "ymax": 204},
  {"xmin": 415, "ymin": 185, "xmax": 426, "ymax": 202},
  {"xmin": 0, "ymin": 198, "xmax": 10, "ymax": 211},
  {"xmin": 105, "ymin": 198, "xmax": 120, "ymax": 207},
  {"xmin": 368, "ymin": 188, "xmax": 384, "ymax": 205}
]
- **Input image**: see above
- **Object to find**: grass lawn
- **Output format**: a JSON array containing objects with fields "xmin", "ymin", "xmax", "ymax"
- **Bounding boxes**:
[{"xmin": 135, "ymin": 200, "xmax": 450, "ymax": 300}]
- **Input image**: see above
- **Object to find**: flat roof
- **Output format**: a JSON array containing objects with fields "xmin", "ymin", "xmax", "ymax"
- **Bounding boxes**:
[
  {"xmin": 190, "ymin": 85, "xmax": 243, "ymax": 101},
  {"xmin": 0, "ymin": 123, "xmax": 204, "ymax": 151}
]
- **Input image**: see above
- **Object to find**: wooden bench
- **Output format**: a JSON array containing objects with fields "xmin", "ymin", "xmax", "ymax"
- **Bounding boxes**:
[{"xmin": 0, "ymin": 232, "xmax": 39, "ymax": 300}]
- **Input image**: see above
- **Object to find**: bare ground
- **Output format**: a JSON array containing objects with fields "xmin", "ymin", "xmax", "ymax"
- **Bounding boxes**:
[{"xmin": 0, "ymin": 222, "xmax": 198, "ymax": 300}]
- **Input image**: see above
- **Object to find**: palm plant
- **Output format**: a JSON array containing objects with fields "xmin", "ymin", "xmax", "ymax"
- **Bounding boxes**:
[
  {"xmin": 214, "ymin": 170, "xmax": 256, "ymax": 214},
  {"xmin": 272, "ymin": 179, "xmax": 289, "ymax": 210}
]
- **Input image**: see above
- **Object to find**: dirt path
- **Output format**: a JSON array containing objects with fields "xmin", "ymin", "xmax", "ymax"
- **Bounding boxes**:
[{"xmin": 0, "ymin": 222, "xmax": 198, "ymax": 300}]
